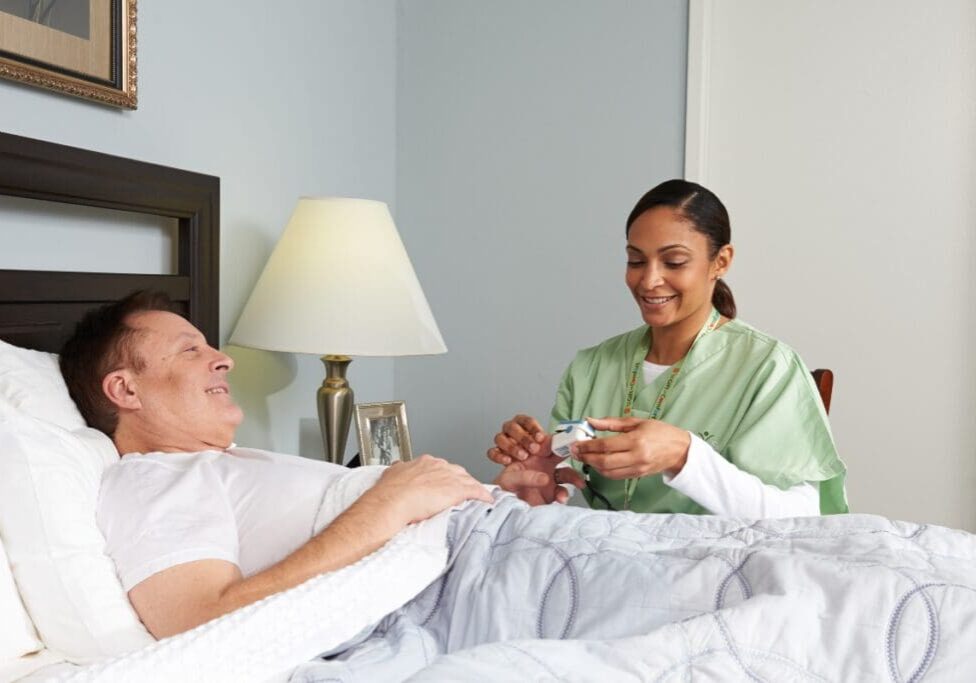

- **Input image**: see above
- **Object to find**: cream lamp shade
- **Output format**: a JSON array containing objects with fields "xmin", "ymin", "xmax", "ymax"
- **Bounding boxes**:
[
  {"xmin": 230, "ymin": 197, "xmax": 446, "ymax": 464},
  {"xmin": 230, "ymin": 197, "xmax": 446, "ymax": 356}
]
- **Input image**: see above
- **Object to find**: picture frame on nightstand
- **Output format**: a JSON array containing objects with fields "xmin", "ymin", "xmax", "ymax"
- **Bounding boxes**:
[{"xmin": 354, "ymin": 401, "xmax": 413, "ymax": 466}]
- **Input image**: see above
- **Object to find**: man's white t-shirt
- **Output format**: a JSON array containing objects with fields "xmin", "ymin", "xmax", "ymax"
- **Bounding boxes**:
[{"xmin": 97, "ymin": 447, "xmax": 347, "ymax": 591}]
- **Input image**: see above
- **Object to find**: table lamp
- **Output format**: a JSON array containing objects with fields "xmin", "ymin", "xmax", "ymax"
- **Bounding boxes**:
[{"xmin": 229, "ymin": 197, "xmax": 446, "ymax": 463}]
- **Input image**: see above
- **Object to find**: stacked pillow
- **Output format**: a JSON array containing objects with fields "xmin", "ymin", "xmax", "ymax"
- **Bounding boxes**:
[
  {"xmin": 0, "ymin": 339, "xmax": 154, "ymax": 664},
  {"xmin": 0, "ymin": 536, "xmax": 40, "ymax": 661}
]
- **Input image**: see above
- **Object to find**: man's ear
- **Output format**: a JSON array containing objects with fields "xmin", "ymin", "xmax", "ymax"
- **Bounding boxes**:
[
  {"xmin": 102, "ymin": 370, "xmax": 142, "ymax": 411},
  {"xmin": 711, "ymin": 244, "xmax": 734, "ymax": 280}
]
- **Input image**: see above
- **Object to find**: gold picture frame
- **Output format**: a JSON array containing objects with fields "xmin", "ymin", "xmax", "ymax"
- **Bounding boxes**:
[
  {"xmin": 0, "ymin": 0, "xmax": 137, "ymax": 108},
  {"xmin": 354, "ymin": 401, "xmax": 414, "ymax": 466}
]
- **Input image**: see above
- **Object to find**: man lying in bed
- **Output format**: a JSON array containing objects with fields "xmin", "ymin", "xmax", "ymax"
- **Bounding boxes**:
[{"xmin": 59, "ymin": 291, "xmax": 500, "ymax": 639}]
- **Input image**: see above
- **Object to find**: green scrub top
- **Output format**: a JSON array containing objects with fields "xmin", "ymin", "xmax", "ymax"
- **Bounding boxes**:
[{"xmin": 550, "ymin": 317, "xmax": 848, "ymax": 515}]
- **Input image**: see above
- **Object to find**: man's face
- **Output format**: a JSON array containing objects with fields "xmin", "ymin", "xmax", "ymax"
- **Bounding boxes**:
[{"xmin": 122, "ymin": 310, "xmax": 243, "ymax": 451}]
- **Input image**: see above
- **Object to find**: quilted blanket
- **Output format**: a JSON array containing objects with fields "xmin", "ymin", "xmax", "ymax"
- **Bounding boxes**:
[
  {"xmin": 293, "ymin": 495, "xmax": 976, "ymax": 682},
  {"xmin": 62, "ymin": 469, "xmax": 976, "ymax": 682}
]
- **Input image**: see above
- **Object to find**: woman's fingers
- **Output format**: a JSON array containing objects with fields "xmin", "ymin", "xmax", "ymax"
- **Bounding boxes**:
[
  {"xmin": 500, "ymin": 415, "xmax": 547, "ymax": 457},
  {"xmin": 572, "ymin": 432, "xmax": 656, "ymax": 476},
  {"xmin": 494, "ymin": 431, "xmax": 525, "ymax": 459},
  {"xmin": 486, "ymin": 447, "xmax": 512, "ymax": 466},
  {"xmin": 575, "ymin": 451, "xmax": 640, "ymax": 473},
  {"xmin": 486, "ymin": 415, "xmax": 559, "ymax": 469},
  {"xmin": 585, "ymin": 416, "xmax": 644, "ymax": 433},
  {"xmin": 515, "ymin": 415, "xmax": 547, "ymax": 441},
  {"xmin": 572, "ymin": 433, "xmax": 633, "ymax": 458}
]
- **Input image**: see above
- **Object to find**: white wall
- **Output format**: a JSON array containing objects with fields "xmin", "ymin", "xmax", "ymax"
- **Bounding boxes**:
[
  {"xmin": 686, "ymin": 0, "xmax": 976, "ymax": 530},
  {"xmin": 0, "ymin": 0, "xmax": 398, "ymax": 459},
  {"xmin": 394, "ymin": 0, "xmax": 689, "ymax": 483}
]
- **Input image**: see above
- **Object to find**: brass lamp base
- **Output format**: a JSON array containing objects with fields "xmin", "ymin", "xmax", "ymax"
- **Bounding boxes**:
[{"xmin": 317, "ymin": 355, "xmax": 354, "ymax": 464}]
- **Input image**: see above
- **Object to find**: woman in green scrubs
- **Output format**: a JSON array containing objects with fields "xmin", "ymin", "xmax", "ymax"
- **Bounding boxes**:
[{"xmin": 490, "ymin": 179, "xmax": 847, "ymax": 516}]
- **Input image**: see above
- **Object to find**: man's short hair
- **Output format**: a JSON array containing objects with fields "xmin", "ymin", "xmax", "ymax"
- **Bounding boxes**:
[{"xmin": 59, "ymin": 290, "xmax": 178, "ymax": 436}]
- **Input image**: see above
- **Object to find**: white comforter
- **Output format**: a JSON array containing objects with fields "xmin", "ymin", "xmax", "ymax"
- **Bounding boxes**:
[{"xmin": 56, "ymin": 469, "xmax": 976, "ymax": 682}]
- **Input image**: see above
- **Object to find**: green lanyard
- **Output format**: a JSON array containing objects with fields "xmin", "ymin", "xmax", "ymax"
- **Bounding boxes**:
[{"xmin": 620, "ymin": 307, "xmax": 721, "ymax": 509}]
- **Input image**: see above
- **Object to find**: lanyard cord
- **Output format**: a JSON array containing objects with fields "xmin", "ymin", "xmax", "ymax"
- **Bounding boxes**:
[{"xmin": 620, "ymin": 307, "xmax": 721, "ymax": 509}]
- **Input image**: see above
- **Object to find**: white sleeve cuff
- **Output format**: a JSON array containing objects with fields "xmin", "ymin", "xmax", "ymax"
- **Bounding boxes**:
[{"xmin": 662, "ymin": 433, "xmax": 820, "ymax": 518}]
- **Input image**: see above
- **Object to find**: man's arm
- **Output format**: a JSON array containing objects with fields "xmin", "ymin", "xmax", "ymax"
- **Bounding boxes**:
[{"xmin": 128, "ymin": 455, "xmax": 492, "ymax": 638}]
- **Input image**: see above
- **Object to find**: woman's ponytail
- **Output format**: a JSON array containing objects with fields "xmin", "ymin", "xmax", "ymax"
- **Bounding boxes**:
[{"xmin": 712, "ymin": 278, "xmax": 736, "ymax": 319}]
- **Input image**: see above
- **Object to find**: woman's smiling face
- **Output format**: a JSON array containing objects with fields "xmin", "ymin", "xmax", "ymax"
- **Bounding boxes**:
[{"xmin": 625, "ymin": 206, "xmax": 730, "ymax": 330}]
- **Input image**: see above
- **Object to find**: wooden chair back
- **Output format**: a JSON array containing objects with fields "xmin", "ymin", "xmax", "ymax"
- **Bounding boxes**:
[{"xmin": 811, "ymin": 369, "xmax": 834, "ymax": 414}]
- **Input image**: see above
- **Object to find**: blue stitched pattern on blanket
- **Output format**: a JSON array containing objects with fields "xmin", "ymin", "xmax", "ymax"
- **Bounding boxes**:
[{"xmin": 290, "ymin": 494, "xmax": 976, "ymax": 682}]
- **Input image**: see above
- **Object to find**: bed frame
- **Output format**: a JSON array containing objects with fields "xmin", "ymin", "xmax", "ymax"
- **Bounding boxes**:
[{"xmin": 0, "ymin": 131, "xmax": 219, "ymax": 352}]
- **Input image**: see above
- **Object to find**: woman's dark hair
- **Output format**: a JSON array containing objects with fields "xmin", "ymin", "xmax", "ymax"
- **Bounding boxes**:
[{"xmin": 625, "ymin": 179, "xmax": 736, "ymax": 319}]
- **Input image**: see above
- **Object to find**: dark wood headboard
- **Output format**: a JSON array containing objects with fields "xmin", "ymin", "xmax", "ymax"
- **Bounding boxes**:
[{"xmin": 0, "ymin": 132, "xmax": 219, "ymax": 352}]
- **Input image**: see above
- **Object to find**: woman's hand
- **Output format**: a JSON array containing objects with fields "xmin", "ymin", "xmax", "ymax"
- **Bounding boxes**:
[
  {"xmin": 487, "ymin": 414, "xmax": 550, "ymax": 465},
  {"xmin": 571, "ymin": 417, "xmax": 691, "ymax": 480},
  {"xmin": 493, "ymin": 452, "xmax": 586, "ymax": 505}
]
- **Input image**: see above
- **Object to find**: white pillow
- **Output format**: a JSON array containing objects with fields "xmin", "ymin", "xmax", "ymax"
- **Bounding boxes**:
[
  {"xmin": 0, "ymin": 535, "xmax": 42, "ymax": 662},
  {"xmin": 0, "ymin": 341, "xmax": 154, "ymax": 663},
  {"xmin": 0, "ymin": 340, "xmax": 86, "ymax": 431}
]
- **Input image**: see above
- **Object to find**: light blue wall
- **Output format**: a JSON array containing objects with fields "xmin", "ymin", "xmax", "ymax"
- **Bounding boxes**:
[
  {"xmin": 0, "ymin": 0, "xmax": 398, "ymax": 458},
  {"xmin": 394, "ymin": 0, "xmax": 689, "ymax": 482},
  {"xmin": 0, "ymin": 1, "xmax": 689, "ymax": 472}
]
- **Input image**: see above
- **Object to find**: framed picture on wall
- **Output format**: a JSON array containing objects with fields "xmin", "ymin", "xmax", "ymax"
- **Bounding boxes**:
[
  {"xmin": 354, "ymin": 401, "xmax": 413, "ymax": 466},
  {"xmin": 0, "ymin": 0, "xmax": 137, "ymax": 108}
]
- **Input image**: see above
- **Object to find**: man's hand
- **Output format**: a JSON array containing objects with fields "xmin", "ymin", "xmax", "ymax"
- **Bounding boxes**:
[
  {"xmin": 363, "ymin": 454, "xmax": 494, "ymax": 529},
  {"xmin": 571, "ymin": 417, "xmax": 690, "ymax": 479},
  {"xmin": 494, "ymin": 441, "xmax": 586, "ymax": 506}
]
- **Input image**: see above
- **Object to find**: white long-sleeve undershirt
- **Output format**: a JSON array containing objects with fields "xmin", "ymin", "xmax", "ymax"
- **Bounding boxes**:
[
  {"xmin": 641, "ymin": 360, "xmax": 818, "ymax": 517},
  {"xmin": 661, "ymin": 433, "xmax": 819, "ymax": 518}
]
